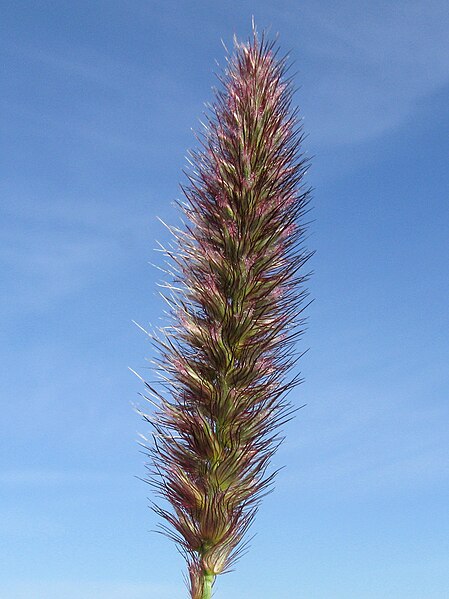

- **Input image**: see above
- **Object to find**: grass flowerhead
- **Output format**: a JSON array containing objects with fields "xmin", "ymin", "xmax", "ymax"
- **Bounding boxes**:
[{"xmin": 140, "ymin": 27, "xmax": 312, "ymax": 599}]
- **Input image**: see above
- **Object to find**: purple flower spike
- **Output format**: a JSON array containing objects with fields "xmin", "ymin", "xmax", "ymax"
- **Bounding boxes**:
[{"xmin": 140, "ymin": 26, "xmax": 313, "ymax": 599}]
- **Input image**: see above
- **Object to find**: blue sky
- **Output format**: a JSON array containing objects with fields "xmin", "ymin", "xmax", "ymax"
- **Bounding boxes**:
[{"xmin": 1, "ymin": 1, "xmax": 448, "ymax": 598}]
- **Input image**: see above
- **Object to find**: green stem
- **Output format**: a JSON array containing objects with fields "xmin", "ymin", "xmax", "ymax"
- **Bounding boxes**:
[{"xmin": 201, "ymin": 572, "xmax": 215, "ymax": 599}]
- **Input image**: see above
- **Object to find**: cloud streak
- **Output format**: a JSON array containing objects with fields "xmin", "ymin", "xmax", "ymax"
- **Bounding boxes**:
[
  {"xmin": 0, "ymin": 581, "xmax": 181, "ymax": 599},
  {"xmin": 276, "ymin": 0, "xmax": 449, "ymax": 145},
  {"xmin": 0, "ymin": 195, "xmax": 153, "ymax": 315}
]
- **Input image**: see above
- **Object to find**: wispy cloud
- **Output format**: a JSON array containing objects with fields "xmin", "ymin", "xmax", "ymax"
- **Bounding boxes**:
[
  {"xmin": 1, "ymin": 38, "xmax": 170, "ymax": 94},
  {"xmin": 277, "ymin": 391, "xmax": 449, "ymax": 496},
  {"xmin": 277, "ymin": 0, "xmax": 449, "ymax": 145},
  {"xmin": 1, "ymin": 100, "xmax": 152, "ymax": 154},
  {"xmin": 280, "ymin": 439, "xmax": 448, "ymax": 497},
  {"xmin": 0, "ymin": 511, "xmax": 64, "ymax": 539},
  {"xmin": 0, "ymin": 227, "xmax": 114, "ymax": 314},
  {"xmin": 0, "ymin": 469, "xmax": 124, "ymax": 485},
  {"xmin": 1, "ymin": 37, "xmax": 193, "ymax": 155},
  {"xmin": 0, "ymin": 580, "xmax": 182, "ymax": 599},
  {"xmin": 0, "ymin": 196, "xmax": 152, "ymax": 315}
]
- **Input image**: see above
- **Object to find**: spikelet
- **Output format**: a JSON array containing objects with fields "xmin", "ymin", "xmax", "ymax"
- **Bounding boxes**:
[{"xmin": 140, "ymin": 28, "xmax": 312, "ymax": 599}]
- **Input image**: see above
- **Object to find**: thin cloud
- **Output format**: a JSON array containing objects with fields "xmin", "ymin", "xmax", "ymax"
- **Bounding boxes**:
[
  {"xmin": 1, "ymin": 39, "xmax": 139, "ymax": 91},
  {"xmin": 1, "ymin": 228, "xmax": 115, "ymax": 314},
  {"xmin": 0, "ymin": 196, "xmax": 153, "ymax": 315},
  {"xmin": 0, "ymin": 581, "xmax": 181, "ymax": 599},
  {"xmin": 0, "ymin": 470, "xmax": 124, "ymax": 485},
  {"xmin": 276, "ymin": 0, "xmax": 449, "ymax": 145}
]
